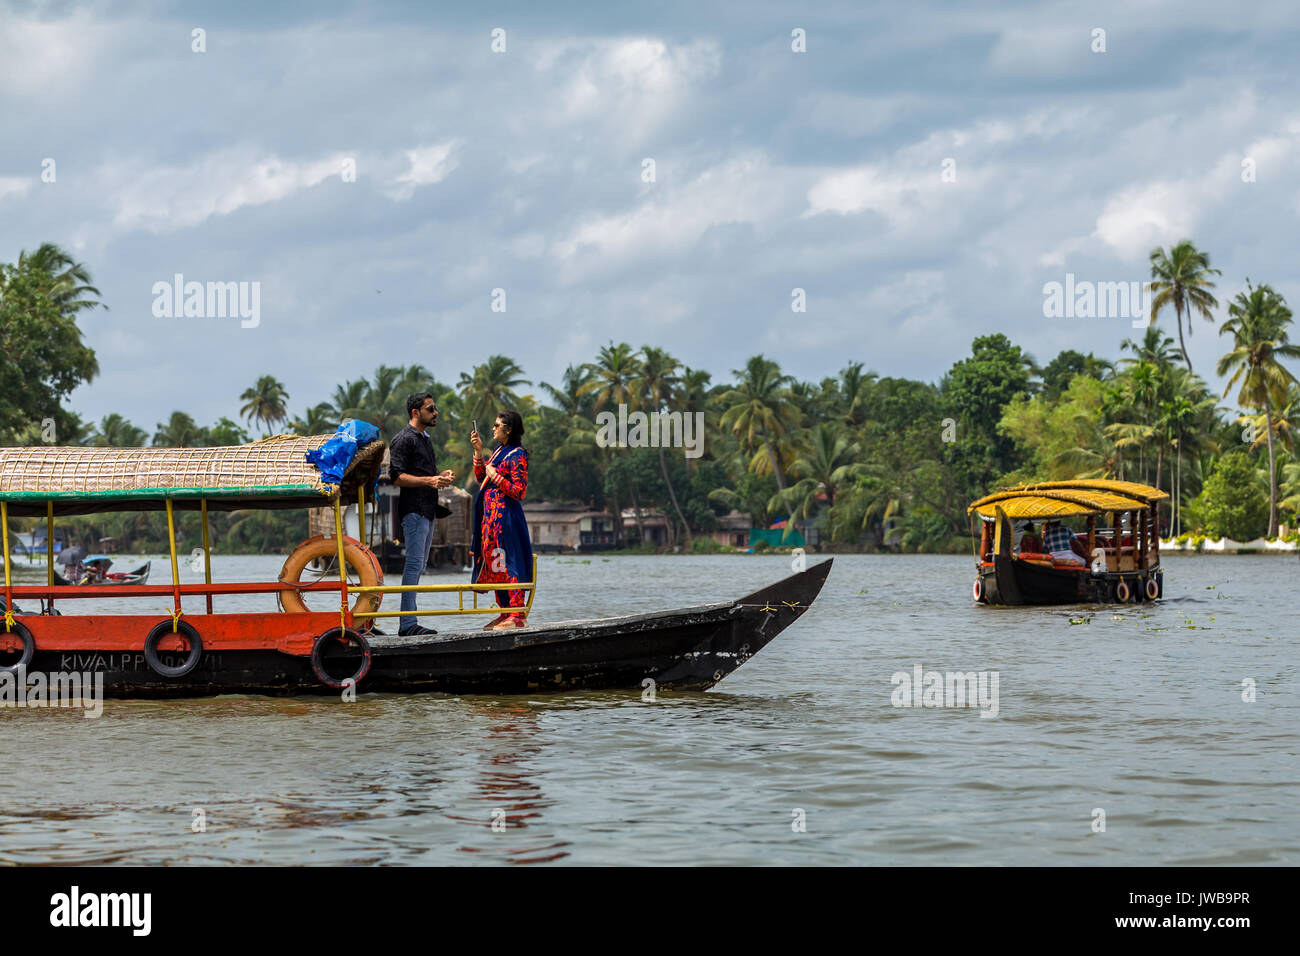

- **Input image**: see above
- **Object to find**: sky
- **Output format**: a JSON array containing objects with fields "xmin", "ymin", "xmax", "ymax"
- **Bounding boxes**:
[{"xmin": 2, "ymin": 0, "xmax": 1299, "ymax": 431}]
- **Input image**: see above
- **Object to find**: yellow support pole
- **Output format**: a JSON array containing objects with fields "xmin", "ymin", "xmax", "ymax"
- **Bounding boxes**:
[
  {"xmin": 333, "ymin": 497, "xmax": 348, "ymax": 629},
  {"xmin": 2, "ymin": 501, "xmax": 12, "ymax": 630},
  {"xmin": 523, "ymin": 555, "xmax": 538, "ymax": 616},
  {"xmin": 46, "ymin": 500, "xmax": 54, "ymax": 587},
  {"xmin": 165, "ymin": 499, "xmax": 182, "ymax": 629},
  {"xmin": 201, "ymin": 498, "xmax": 213, "ymax": 614},
  {"xmin": 357, "ymin": 486, "xmax": 366, "ymax": 548}
]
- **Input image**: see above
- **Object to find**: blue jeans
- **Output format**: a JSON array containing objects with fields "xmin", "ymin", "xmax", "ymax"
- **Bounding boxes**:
[{"xmin": 400, "ymin": 512, "xmax": 434, "ymax": 632}]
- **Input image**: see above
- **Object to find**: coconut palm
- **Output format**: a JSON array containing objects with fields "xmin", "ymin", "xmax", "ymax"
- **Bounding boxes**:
[
  {"xmin": 1147, "ymin": 240, "xmax": 1221, "ymax": 371},
  {"xmin": 329, "ymin": 379, "xmax": 369, "ymax": 424},
  {"xmin": 769, "ymin": 423, "xmax": 869, "ymax": 540},
  {"xmin": 540, "ymin": 365, "xmax": 595, "ymax": 419},
  {"xmin": 579, "ymin": 342, "xmax": 641, "ymax": 411},
  {"xmin": 718, "ymin": 355, "xmax": 799, "ymax": 490},
  {"xmin": 457, "ymin": 355, "xmax": 531, "ymax": 428},
  {"xmin": 839, "ymin": 361, "xmax": 877, "ymax": 427},
  {"xmin": 1120, "ymin": 326, "xmax": 1179, "ymax": 370},
  {"xmin": 91, "ymin": 413, "xmax": 148, "ymax": 447},
  {"xmin": 153, "ymin": 411, "xmax": 208, "ymax": 447},
  {"xmin": 239, "ymin": 375, "xmax": 290, "ymax": 436},
  {"xmin": 633, "ymin": 346, "xmax": 691, "ymax": 545},
  {"xmin": 1217, "ymin": 282, "xmax": 1300, "ymax": 536},
  {"xmin": 15, "ymin": 243, "xmax": 105, "ymax": 316},
  {"xmin": 288, "ymin": 403, "xmax": 337, "ymax": 437}
]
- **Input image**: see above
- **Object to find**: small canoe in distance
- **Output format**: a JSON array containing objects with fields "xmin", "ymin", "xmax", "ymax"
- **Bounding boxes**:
[
  {"xmin": 53, "ymin": 560, "xmax": 151, "ymax": 587},
  {"xmin": 30, "ymin": 559, "xmax": 834, "ymax": 698}
]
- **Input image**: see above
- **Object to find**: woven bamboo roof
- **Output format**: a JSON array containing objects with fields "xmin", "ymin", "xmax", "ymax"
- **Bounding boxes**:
[
  {"xmin": 968, "ymin": 479, "xmax": 1165, "ymax": 518},
  {"xmin": 0, "ymin": 435, "xmax": 386, "ymax": 517},
  {"xmin": 970, "ymin": 496, "xmax": 1098, "ymax": 519}
]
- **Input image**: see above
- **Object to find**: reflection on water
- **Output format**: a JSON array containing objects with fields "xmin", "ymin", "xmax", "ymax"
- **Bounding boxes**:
[
  {"xmin": 2, "ymin": 553, "xmax": 1297, "ymax": 865},
  {"xmin": 449, "ymin": 702, "xmax": 570, "ymax": 864}
]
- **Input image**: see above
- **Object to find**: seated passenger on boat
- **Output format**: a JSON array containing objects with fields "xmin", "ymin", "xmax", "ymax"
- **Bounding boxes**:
[
  {"xmin": 1042, "ymin": 519, "xmax": 1087, "ymax": 566},
  {"xmin": 1016, "ymin": 521, "xmax": 1043, "ymax": 555}
]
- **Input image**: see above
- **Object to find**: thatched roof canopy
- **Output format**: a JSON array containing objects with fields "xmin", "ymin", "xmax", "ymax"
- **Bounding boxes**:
[{"xmin": 0, "ymin": 435, "xmax": 386, "ymax": 517}]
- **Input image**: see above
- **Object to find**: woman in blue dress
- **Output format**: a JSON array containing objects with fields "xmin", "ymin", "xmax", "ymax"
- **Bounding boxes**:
[{"xmin": 470, "ymin": 410, "xmax": 533, "ymax": 629}]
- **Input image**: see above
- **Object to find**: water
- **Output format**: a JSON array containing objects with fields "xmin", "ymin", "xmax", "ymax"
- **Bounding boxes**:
[{"xmin": 2, "ymin": 553, "xmax": 1296, "ymax": 865}]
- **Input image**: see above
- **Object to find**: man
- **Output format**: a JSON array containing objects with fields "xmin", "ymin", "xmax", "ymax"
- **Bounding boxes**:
[
  {"xmin": 389, "ymin": 392, "xmax": 455, "ymax": 636},
  {"xmin": 1042, "ymin": 519, "xmax": 1088, "ymax": 565}
]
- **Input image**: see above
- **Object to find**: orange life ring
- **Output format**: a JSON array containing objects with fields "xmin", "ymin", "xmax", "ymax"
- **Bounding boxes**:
[
  {"xmin": 1145, "ymin": 577, "xmax": 1159, "ymax": 600},
  {"xmin": 1115, "ymin": 580, "xmax": 1131, "ymax": 603},
  {"xmin": 972, "ymin": 578, "xmax": 983, "ymax": 602},
  {"xmin": 278, "ymin": 535, "xmax": 383, "ymax": 617}
]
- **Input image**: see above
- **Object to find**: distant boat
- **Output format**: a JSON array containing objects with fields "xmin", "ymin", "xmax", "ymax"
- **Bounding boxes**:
[
  {"xmin": 54, "ymin": 556, "xmax": 152, "ymax": 587},
  {"xmin": 969, "ymin": 479, "xmax": 1168, "ymax": 606}
]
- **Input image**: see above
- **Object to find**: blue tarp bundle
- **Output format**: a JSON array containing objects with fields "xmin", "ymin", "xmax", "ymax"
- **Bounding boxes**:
[{"xmin": 305, "ymin": 420, "xmax": 381, "ymax": 484}]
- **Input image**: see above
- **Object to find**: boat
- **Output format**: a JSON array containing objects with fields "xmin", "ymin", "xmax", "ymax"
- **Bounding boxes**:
[
  {"xmin": 968, "ymin": 479, "xmax": 1169, "ymax": 606},
  {"xmin": 0, "ymin": 434, "xmax": 832, "ymax": 698},
  {"xmin": 53, "ymin": 556, "xmax": 151, "ymax": 587}
]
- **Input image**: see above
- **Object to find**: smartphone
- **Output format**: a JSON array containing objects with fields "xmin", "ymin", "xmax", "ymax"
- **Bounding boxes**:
[{"xmin": 471, "ymin": 419, "xmax": 478, "ymax": 439}]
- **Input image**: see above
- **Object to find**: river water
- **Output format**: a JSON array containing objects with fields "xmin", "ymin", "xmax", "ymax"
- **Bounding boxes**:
[{"xmin": 2, "ymin": 552, "xmax": 1296, "ymax": 865}]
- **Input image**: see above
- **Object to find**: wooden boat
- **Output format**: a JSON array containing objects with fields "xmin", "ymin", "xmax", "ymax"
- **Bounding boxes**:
[
  {"xmin": 968, "ymin": 479, "xmax": 1169, "ymax": 606},
  {"xmin": 53, "ymin": 557, "xmax": 151, "ymax": 587},
  {"xmin": 0, "ymin": 436, "xmax": 832, "ymax": 698}
]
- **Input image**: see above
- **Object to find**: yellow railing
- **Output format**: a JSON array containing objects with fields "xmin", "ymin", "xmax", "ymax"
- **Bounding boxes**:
[{"xmin": 350, "ymin": 556, "xmax": 538, "ymax": 620}]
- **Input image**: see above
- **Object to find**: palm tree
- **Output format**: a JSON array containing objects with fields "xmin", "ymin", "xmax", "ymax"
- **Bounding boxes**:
[
  {"xmin": 579, "ymin": 342, "xmax": 641, "ymax": 411},
  {"xmin": 15, "ymin": 243, "xmax": 105, "ymax": 316},
  {"xmin": 633, "ymin": 346, "xmax": 691, "ymax": 546},
  {"xmin": 769, "ymin": 423, "xmax": 869, "ymax": 540},
  {"xmin": 153, "ymin": 411, "xmax": 208, "ymax": 447},
  {"xmin": 839, "ymin": 362, "xmax": 877, "ymax": 427},
  {"xmin": 288, "ymin": 403, "xmax": 337, "ymax": 436},
  {"xmin": 1120, "ymin": 326, "xmax": 1178, "ymax": 369},
  {"xmin": 457, "ymin": 355, "xmax": 531, "ymax": 428},
  {"xmin": 540, "ymin": 365, "xmax": 595, "ymax": 418},
  {"xmin": 718, "ymin": 355, "xmax": 799, "ymax": 490},
  {"xmin": 91, "ymin": 413, "xmax": 147, "ymax": 447},
  {"xmin": 239, "ymin": 375, "xmax": 290, "ymax": 436},
  {"xmin": 1147, "ymin": 240, "xmax": 1221, "ymax": 371},
  {"xmin": 1216, "ymin": 282, "xmax": 1300, "ymax": 536},
  {"xmin": 329, "ymin": 379, "xmax": 369, "ymax": 424}
]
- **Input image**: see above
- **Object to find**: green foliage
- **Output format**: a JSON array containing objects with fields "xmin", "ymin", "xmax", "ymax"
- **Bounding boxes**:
[
  {"xmin": 0, "ymin": 244, "xmax": 101, "ymax": 442},
  {"xmin": 1190, "ymin": 451, "xmax": 1268, "ymax": 539}
]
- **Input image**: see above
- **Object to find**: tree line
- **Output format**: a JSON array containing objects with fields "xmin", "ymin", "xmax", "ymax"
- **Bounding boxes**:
[{"xmin": 3, "ymin": 240, "xmax": 1297, "ymax": 554}]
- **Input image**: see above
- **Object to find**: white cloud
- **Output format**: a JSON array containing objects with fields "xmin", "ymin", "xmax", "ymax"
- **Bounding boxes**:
[
  {"xmin": 0, "ymin": 177, "xmax": 33, "ymax": 203},
  {"xmin": 535, "ymin": 37, "xmax": 721, "ymax": 144},
  {"xmin": 109, "ymin": 148, "xmax": 348, "ymax": 233},
  {"xmin": 551, "ymin": 152, "xmax": 794, "ymax": 274},
  {"xmin": 384, "ymin": 143, "xmax": 458, "ymax": 201}
]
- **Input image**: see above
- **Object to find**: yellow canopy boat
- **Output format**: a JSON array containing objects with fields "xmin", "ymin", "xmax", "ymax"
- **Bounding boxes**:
[{"xmin": 967, "ymin": 479, "xmax": 1169, "ymax": 606}]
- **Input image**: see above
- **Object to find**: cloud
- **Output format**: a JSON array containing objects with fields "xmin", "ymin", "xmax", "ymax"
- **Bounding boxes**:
[
  {"xmin": 0, "ymin": 177, "xmax": 33, "ymax": 203},
  {"xmin": 384, "ymin": 143, "xmax": 458, "ymax": 201},
  {"xmin": 551, "ymin": 152, "xmax": 795, "ymax": 274}
]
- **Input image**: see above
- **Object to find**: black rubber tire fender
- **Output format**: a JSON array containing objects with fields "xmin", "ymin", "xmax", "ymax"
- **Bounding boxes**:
[{"xmin": 144, "ymin": 620, "xmax": 203, "ymax": 678}]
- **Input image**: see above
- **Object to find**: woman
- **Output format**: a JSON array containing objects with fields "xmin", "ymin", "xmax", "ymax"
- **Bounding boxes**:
[{"xmin": 470, "ymin": 410, "xmax": 533, "ymax": 629}]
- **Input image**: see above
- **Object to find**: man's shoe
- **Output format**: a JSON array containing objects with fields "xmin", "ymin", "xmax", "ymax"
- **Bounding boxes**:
[{"xmin": 398, "ymin": 623, "xmax": 438, "ymax": 637}]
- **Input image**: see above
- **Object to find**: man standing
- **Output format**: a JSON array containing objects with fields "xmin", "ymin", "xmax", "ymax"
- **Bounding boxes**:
[{"xmin": 389, "ymin": 392, "xmax": 455, "ymax": 636}]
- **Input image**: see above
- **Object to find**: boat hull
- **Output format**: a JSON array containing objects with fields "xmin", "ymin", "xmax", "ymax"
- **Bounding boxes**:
[
  {"xmin": 13, "ymin": 560, "xmax": 833, "ymax": 698},
  {"xmin": 976, "ymin": 556, "xmax": 1161, "ymax": 606}
]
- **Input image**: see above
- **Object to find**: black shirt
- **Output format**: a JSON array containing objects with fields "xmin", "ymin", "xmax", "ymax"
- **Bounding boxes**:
[{"xmin": 389, "ymin": 424, "xmax": 439, "ymax": 521}]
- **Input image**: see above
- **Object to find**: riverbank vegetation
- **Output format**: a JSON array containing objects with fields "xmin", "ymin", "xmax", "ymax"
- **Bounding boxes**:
[{"xmin": 3, "ymin": 241, "xmax": 1298, "ymax": 554}]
